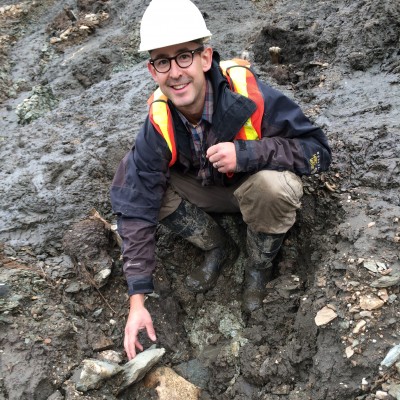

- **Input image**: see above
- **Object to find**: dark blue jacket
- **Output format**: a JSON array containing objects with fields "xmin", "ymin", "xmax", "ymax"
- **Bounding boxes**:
[{"xmin": 110, "ymin": 53, "xmax": 331, "ymax": 295}]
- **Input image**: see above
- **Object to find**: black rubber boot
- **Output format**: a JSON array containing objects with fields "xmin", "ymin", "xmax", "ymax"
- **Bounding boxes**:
[
  {"xmin": 242, "ymin": 228, "xmax": 285, "ymax": 314},
  {"xmin": 160, "ymin": 200, "xmax": 237, "ymax": 293}
]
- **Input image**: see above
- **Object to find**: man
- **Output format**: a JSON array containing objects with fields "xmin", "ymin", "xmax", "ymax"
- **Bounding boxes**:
[{"xmin": 110, "ymin": 0, "xmax": 331, "ymax": 360}]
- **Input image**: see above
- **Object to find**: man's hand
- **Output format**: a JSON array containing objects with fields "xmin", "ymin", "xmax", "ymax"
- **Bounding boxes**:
[
  {"xmin": 124, "ymin": 294, "xmax": 157, "ymax": 360},
  {"xmin": 206, "ymin": 142, "xmax": 237, "ymax": 173}
]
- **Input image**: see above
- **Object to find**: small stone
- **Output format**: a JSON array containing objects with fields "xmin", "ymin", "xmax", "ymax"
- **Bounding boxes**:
[
  {"xmin": 65, "ymin": 281, "xmax": 81, "ymax": 293},
  {"xmin": 98, "ymin": 350, "xmax": 123, "ymax": 364},
  {"xmin": 375, "ymin": 390, "xmax": 389, "ymax": 399},
  {"xmin": 345, "ymin": 346, "xmax": 354, "ymax": 358},
  {"xmin": 388, "ymin": 383, "xmax": 400, "ymax": 399},
  {"xmin": 353, "ymin": 320, "xmax": 366, "ymax": 334},
  {"xmin": 93, "ymin": 308, "xmax": 103, "ymax": 317},
  {"xmin": 44, "ymin": 338, "xmax": 52, "ymax": 344},
  {"xmin": 94, "ymin": 268, "xmax": 111, "ymax": 287},
  {"xmin": 388, "ymin": 294, "xmax": 397, "ymax": 303},
  {"xmin": 377, "ymin": 289, "xmax": 389, "ymax": 302},
  {"xmin": 359, "ymin": 311, "xmax": 372, "ymax": 318},
  {"xmin": 381, "ymin": 344, "xmax": 400, "ymax": 368},
  {"xmin": 359, "ymin": 294, "xmax": 384, "ymax": 310},
  {"xmin": 371, "ymin": 275, "xmax": 400, "ymax": 288},
  {"xmin": 362, "ymin": 260, "xmax": 378, "ymax": 273},
  {"xmin": 315, "ymin": 306, "xmax": 338, "ymax": 326}
]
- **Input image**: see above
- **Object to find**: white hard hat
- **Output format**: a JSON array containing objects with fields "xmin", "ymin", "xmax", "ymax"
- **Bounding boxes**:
[{"xmin": 139, "ymin": 0, "xmax": 212, "ymax": 52}]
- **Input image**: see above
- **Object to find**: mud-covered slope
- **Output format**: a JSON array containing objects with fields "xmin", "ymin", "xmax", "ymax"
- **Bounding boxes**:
[{"xmin": 1, "ymin": 0, "xmax": 400, "ymax": 399}]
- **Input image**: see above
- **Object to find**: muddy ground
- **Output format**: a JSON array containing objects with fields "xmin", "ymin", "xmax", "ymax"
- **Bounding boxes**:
[{"xmin": 0, "ymin": 0, "xmax": 400, "ymax": 399}]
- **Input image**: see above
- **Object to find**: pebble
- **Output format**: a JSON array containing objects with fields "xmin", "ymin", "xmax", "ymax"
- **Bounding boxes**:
[
  {"xmin": 98, "ymin": 350, "xmax": 122, "ymax": 364},
  {"xmin": 375, "ymin": 390, "xmax": 389, "ymax": 399},
  {"xmin": 315, "ymin": 306, "xmax": 338, "ymax": 326},
  {"xmin": 353, "ymin": 320, "xmax": 366, "ymax": 334},
  {"xmin": 359, "ymin": 294, "xmax": 384, "ymax": 310},
  {"xmin": 381, "ymin": 344, "xmax": 400, "ymax": 368},
  {"xmin": 370, "ymin": 275, "xmax": 400, "ymax": 288}
]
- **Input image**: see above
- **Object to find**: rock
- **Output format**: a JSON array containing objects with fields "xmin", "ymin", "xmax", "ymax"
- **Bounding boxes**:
[
  {"xmin": 143, "ymin": 366, "xmax": 201, "ymax": 400},
  {"xmin": 359, "ymin": 294, "xmax": 385, "ymax": 310},
  {"xmin": 345, "ymin": 346, "xmax": 354, "ymax": 358},
  {"xmin": 114, "ymin": 347, "xmax": 166, "ymax": 394},
  {"xmin": 375, "ymin": 390, "xmax": 389, "ymax": 399},
  {"xmin": 75, "ymin": 359, "xmax": 122, "ymax": 392},
  {"xmin": 370, "ymin": 275, "xmax": 400, "ymax": 288},
  {"xmin": 388, "ymin": 383, "xmax": 400, "ymax": 400},
  {"xmin": 64, "ymin": 281, "xmax": 82, "ymax": 293},
  {"xmin": 376, "ymin": 390, "xmax": 390, "ymax": 399},
  {"xmin": 315, "ymin": 306, "xmax": 338, "ymax": 326},
  {"xmin": 362, "ymin": 260, "xmax": 378, "ymax": 273},
  {"xmin": 353, "ymin": 319, "xmax": 366, "ymax": 334},
  {"xmin": 98, "ymin": 350, "xmax": 123, "ymax": 364},
  {"xmin": 93, "ymin": 267, "xmax": 111, "ymax": 287},
  {"xmin": 381, "ymin": 344, "xmax": 400, "ymax": 368},
  {"xmin": 15, "ymin": 85, "xmax": 58, "ymax": 124}
]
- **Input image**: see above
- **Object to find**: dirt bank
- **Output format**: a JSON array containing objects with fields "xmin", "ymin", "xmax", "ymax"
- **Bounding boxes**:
[{"xmin": 1, "ymin": 0, "xmax": 399, "ymax": 399}]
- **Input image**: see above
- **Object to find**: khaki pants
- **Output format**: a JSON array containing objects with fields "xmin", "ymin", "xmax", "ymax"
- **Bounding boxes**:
[{"xmin": 159, "ymin": 170, "xmax": 303, "ymax": 234}]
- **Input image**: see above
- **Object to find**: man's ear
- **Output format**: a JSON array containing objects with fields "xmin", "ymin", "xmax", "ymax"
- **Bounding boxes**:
[
  {"xmin": 201, "ymin": 47, "xmax": 213, "ymax": 72},
  {"xmin": 147, "ymin": 62, "xmax": 158, "ymax": 81}
]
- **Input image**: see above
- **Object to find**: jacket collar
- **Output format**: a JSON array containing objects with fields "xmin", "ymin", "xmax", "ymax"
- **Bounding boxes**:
[{"xmin": 205, "ymin": 51, "xmax": 257, "ymax": 142}]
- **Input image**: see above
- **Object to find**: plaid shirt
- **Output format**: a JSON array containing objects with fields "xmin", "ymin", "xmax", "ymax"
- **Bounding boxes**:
[{"xmin": 177, "ymin": 78, "xmax": 214, "ymax": 186}]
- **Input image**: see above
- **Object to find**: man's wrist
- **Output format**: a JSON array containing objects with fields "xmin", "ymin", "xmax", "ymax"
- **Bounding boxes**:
[{"xmin": 129, "ymin": 293, "xmax": 145, "ymax": 310}]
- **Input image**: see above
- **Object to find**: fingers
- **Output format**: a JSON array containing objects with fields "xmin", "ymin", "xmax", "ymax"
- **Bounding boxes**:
[
  {"xmin": 125, "ymin": 328, "xmax": 147, "ymax": 360},
  {"xmin": 206, "ymin": 144, "xmax": 219, "ymax": 160},
  {"xmin": 207, "ymin": 143, "xmax": 237, "ymax": 173},
  {"xmin": 124, "ymin": 329, "xmax": 138, "ymax": 360},
  {"xmin": 146, "ymin": 321, "xmax": 157, "ymax": 342}
]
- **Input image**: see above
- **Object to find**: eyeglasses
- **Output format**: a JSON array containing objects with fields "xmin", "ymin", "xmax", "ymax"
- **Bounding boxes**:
[{"xmin": 149, "ymin": 46, "xmax": 204, "ymax": 73}]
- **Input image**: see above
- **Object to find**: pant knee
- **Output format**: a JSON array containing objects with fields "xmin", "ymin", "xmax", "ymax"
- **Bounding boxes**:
[{"xmin": 234, "ymin": 170, "xmax": 303, "ymax": 234}]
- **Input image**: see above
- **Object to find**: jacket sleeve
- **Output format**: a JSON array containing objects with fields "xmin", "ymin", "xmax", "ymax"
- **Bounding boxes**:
[
  {"xmin": 110, "ymin": 117, "xmax": 171, "ymax": 295},
  {"xmin": 234, "ymin": 82, "xmax": 331, "ymax": 176}
]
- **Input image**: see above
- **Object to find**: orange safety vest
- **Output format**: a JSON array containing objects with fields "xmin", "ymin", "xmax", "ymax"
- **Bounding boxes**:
[{"xmin": 147, "ymin": 59, "xmax": 264, "ymax": 167}]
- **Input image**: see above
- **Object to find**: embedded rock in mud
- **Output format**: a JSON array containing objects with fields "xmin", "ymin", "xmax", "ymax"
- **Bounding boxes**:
[{"xmin": 0, "ymin": 0, "xmax": 400, "ymax": 399}]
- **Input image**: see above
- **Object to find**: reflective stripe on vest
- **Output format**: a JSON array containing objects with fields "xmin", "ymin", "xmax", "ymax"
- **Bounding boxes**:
[
  {"xmin": 219, "ymin": 59, "xmax": 264, "ymax": 141},
  {"xmin": 147, "ymin": 87, "xmax": 178, "ymax": 166},
  {"xmin": 147, "ymin": 59, "xmax": 264, "ymax": 167}
]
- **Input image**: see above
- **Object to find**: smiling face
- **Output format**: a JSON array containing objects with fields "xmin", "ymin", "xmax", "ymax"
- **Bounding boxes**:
[{"xmin": 148, "ymin": 42, "xmax": 213, "ymax": 123}]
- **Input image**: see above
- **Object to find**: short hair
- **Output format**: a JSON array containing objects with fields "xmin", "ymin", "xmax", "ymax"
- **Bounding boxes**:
[{"xmin": 148, "ymin": 37, "xmax": 212, "ymax": 55}]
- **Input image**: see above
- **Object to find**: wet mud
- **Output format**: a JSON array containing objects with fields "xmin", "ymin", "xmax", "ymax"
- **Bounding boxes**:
[{"xmin": 0, "ymin": 0, "xmax": 400, "ymax": 399}]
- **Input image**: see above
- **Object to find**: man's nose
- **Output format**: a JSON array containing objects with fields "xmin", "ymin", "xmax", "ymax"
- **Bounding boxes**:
[{"xmin": 168, "ymin": 59, "xmax": 182, "ymax": 77}]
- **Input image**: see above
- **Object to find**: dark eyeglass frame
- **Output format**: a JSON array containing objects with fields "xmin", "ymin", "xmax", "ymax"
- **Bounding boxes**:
[{"xmin": 149, "ymin": 46, "xmax": 204, "ymax": 73}]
